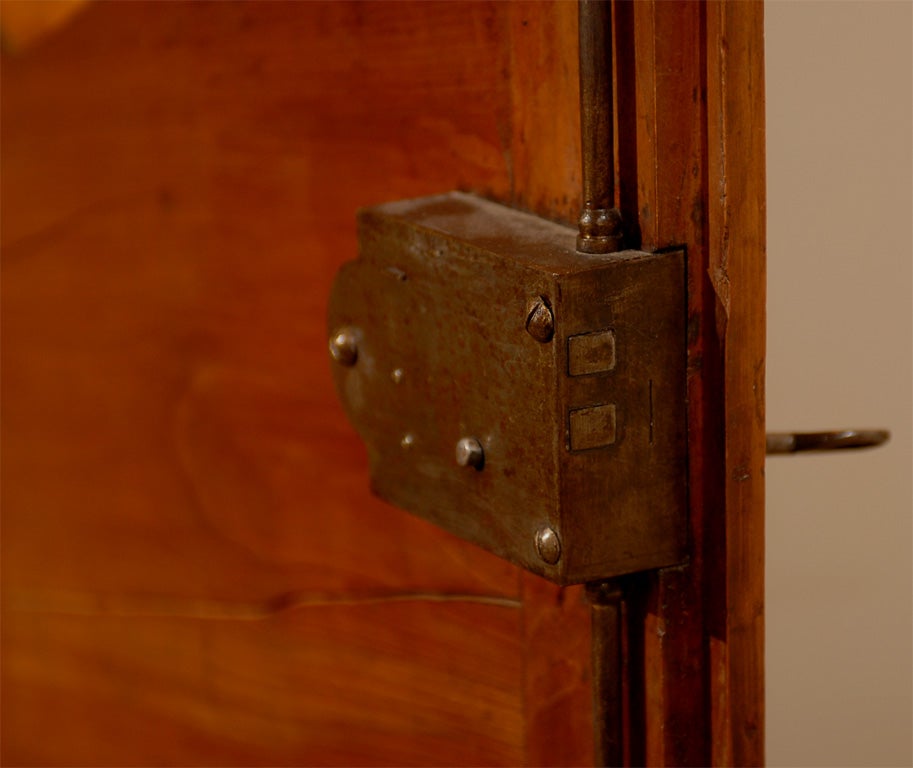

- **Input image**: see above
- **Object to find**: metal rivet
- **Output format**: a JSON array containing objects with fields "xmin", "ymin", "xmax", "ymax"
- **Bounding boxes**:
[
  {"xmin": 391, "ymin": 368, "xmax": 404, "ymax": 384},
  {"xmin": 455, "ymin": 437, "xmax": 484, "ymax": 469},
  {"xmin": 328, "ymin": 328, "xmax": 357, "ymax": 366},
  {"xmin": 535, "ymin": 526, "xmax": 561, "ymax": 565},
  {"xmin": 526, "ymin": 298, "xmax": 554, "ymax": 343},
  {"xmin": 401, "ymin": 433, "xmax": 415, "ymax": 449}
]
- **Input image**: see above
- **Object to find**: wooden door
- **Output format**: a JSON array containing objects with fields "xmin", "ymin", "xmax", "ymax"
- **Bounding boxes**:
[{"xmin": 1, "ymin": 2, "xmax": 765, "ymax": 765}]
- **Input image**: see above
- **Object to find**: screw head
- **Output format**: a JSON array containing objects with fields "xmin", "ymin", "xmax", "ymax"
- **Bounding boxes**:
[
  {"xmin": 329, "ymin": 328, "xmax": 357, "ymax": 366},
  {"xmin": 535, "ymin": 526, "xmax": 561, "ymax": 565},
  {"xmin": 455, "ymin": 437, "xmax": 484, "ymax": 469},
  {"xmin": 526, "ymin": 299, "xmax": 554, "ymax": 343}
]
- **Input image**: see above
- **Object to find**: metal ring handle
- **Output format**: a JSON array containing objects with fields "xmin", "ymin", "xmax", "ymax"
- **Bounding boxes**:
[{"xmin": 766, "ymin": 429, "xmax": 890, "ymax": 455}]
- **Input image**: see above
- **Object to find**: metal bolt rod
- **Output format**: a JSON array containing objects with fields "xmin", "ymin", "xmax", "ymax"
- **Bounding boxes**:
[
  {"xmin": 765, "ymin": 428, "xmax": 890, "ymax": 455},
  {"xmin": 577, "ymin": 0, "xmax": 624, "ymax": 254},
  {"xmin": 587, "ymin": 580, "xmax": 626, "ymax": 768}
]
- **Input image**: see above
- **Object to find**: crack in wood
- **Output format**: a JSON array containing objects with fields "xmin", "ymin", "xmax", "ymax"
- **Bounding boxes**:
[{"xmin": 6, "ymin": 589, "xmax": 522, "ymax": 621}]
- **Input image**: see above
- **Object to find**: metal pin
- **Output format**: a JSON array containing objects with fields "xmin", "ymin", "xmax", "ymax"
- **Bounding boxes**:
[
  {"xmin": 577, "ymin": 0, "xmax": 624, "ymax": 254},
  {"xmin": 328, "ymin": 328, "xmax": 357, "ymax": 366},
  {"xmin": 455, "ymin": 437, "xmax": 484, "ymax": 469},
  {"xmin": 535, "ymin": 526, "xmax": 562, "ymax": 565},
  {"xmin": 526, "ymin": 299, "xmax": 555, "ymax": 343}
]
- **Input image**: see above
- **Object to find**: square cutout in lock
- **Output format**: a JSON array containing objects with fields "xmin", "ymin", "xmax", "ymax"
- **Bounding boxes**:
[
  {"xmin": 568, "ymin": 329, "xmax": 616, "ymax": 376},
  {"xmin": 569, "ymin": 403, "xmax": 617, "ymax": 451}
]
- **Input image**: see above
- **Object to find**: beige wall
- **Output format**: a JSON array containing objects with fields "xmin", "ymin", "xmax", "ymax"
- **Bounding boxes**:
[{"xmin": 765, "ymin": 2, "xmax": 912, "ymax": 765}]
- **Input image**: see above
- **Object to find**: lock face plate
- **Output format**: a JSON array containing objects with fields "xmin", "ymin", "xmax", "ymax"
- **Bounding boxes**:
[{"xmin": 328, "ymin": 192, "xmax": 687, "ymax": 584}]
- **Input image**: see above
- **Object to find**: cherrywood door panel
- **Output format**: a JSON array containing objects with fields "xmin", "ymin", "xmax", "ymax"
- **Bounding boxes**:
[
  {"xmin": 4, "ymin": 602, "xmax": 524, "ymax": 766},
  {"xmin": 624, "ymin": 4, "xmax": 766, "ymax": 764},
  {"xmin": 2, "ymin": 2, "xmax": 591, "ymax": 765},
  {"xmin": 2, "ymin": 1, "xmax": 766, "ymax": 764}
]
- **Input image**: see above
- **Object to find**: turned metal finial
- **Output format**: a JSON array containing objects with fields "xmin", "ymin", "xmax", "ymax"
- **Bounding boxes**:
[{"xmin": 577, "ymin": 0, "xmax": 624, "ymax": 254}]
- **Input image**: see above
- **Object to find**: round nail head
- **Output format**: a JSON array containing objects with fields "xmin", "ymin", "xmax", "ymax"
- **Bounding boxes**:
[
  {"xmin": 455, "ymin": 437, "xmax": 484, "ymax": 469},
  {"xmin": 329, "ymin": 328, "xmax": 357, "ymax": 366},
  {"xmin": 526, "ymin": 299, "xmax": 554, "ymax": 343},
  {"xmin": 535, "ymin": 526, "xmax": 561, "ymax": 565}
]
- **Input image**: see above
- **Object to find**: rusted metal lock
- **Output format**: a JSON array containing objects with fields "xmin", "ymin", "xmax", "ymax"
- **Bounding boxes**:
[{"xmin": 328, "ymin": 192, "xmax": 687, "ymax": 584}]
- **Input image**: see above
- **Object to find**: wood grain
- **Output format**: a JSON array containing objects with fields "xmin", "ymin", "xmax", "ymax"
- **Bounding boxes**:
[
  {"xmin": 620, "ymin": 5, "xmax": 712, "ymax": 763},
  {"xmin": 619, "ymin": 2, "xmax": 766, "ymax": 765},
  {"xmin": 521, "ymin": 577, "xmax": 593, "ymax": 766},
  {"xmin": 1, "ymin": 2, "xmax": 591, "ymax": 764},
  {"xmin": 3, "ymin": 600, "xmax": 524, "ymax": 766},
  {"xmin": 505, "ymin": 0, "xmax": 582, "ymax": 224},
  {"xmin": 706, "ymin": 3, "xmax": 767, "ymax": 763},
  {"xmin": 0, "ymin": 0, "xmax": 88, "ymax": 53}
]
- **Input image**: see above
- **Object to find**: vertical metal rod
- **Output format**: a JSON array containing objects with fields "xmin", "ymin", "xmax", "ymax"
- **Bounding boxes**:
[
  {"xmin": 588, "ymin": 581, "xmax": 625, "ymax": 767},
  {"xmin": 580, "ymin": 5, "xmax": 628, "ymax": 761},
  {"xmin": 577, "ymin": 0, "xmax": 624, "ymax": 254}
]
